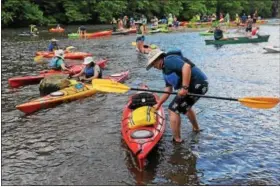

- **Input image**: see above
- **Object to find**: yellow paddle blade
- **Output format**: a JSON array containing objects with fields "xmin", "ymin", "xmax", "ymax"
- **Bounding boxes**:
[
  {"xmin": 69, "ymin": 79, "xmax": 78, "ymax": 85},
  {"xmin": 238, "ymin": 97, "xmax": 280, "ymax": 109},
  {"xmin": 132, "ymin": 42, "xmax": 136, "ymax": 46},
  {"xmin": 34, "ymin": 55, "xmax": 43, "ymax": 63},
  {"xmin": 92, "ymin": 79, "xmax": 130, "ymax": 93}
]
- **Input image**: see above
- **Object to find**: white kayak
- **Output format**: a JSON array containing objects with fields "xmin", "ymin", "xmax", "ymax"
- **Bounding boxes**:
[{"xmin": 263, "ymin": 46, "xmax": 280, "ymax": 53}]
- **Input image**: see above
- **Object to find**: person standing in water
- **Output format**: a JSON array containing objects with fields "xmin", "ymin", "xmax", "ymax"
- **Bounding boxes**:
[{"xmin": 146, "ymin": 49, "xmax": 208, "ymax": 143}]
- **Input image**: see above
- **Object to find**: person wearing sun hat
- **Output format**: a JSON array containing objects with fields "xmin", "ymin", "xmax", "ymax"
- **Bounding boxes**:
[
  {"xmin": 48, "ymin": 49, "xmax": 70, "ymax": 71},
  {"xmin": 146, "ymin": 48, "xmax": 209, "ymax": 143},
  {"xmin": 72, "ymin": 56, "xmax": 102, "ymax": 82},
  {"xmin": 48, "ymin": 38, "xmax": 59, "ymax": 52}
]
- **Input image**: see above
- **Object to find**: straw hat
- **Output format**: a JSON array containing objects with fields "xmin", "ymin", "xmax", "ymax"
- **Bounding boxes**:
[
  {"xmin": 83, "ymin": 56, "xmax": 95, "ymax": 65},
  {"xmin": 146, "ymin": 49, "xmax": 164, "ymax": 70},
  {"xmin": 51, "ymin": 38, "xmax": 59, "ymax": 42},
  {"xmin": 54, "ymin": 49, "xmax": 64, "ymax": 59}
]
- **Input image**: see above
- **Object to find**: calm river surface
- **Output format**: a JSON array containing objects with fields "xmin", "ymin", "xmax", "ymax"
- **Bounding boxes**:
[{"xmin": 1, "ymin": 24, "xmax": 280, "ymax": 185}]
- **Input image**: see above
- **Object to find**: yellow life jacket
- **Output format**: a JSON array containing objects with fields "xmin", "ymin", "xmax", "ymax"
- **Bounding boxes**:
[{"xmin": 128, "ymin": 106, "xmax": 156, "ymax": 129}]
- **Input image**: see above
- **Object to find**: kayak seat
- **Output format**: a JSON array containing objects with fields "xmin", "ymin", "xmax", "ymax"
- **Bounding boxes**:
[
  {"xmin": 128, "ymin": 92, "xmax": 157, "ymax": 110},
  {"xmin": 130, "ymin": 129, "xmax": 154, "ymax": 139}
]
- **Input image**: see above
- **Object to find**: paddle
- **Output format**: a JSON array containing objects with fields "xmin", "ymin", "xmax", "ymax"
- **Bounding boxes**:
[{"xmin": 91, "ymin": 79, "xmax": 280, "ymax": 109}]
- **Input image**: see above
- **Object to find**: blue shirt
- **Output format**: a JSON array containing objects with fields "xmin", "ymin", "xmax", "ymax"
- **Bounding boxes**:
[
  {"xmin": 48, "ymin": 43, "xmax": 58, "ymax": 52},
  {"xmin": 163, "ymin": 55, "xmax": 207, "ymax": 89}
]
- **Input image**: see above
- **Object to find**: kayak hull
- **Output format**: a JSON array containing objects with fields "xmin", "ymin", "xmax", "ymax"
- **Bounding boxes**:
[
  {"xmin": 35, "ymin": 51, "xmax": 92, "ymax": 59},
  {"xmin": 121, "ymin": 90, "xmax": 165, "ymax": 170},
  {"xmin": 263, "ymin": 46, "xmax": 280, "ymax": 53},
  {"xmin": 49, "ymin": 28, "xmax": 65, "ymax": 33},
  {"xmin": 8, "ymin": 59, "xmax": 108, "ymax": 88},
  {"xmin": 16, "ymin": 71, "xmax": 129, "ymax": 114},
  {"xmin": 205, "ymin": 35, "xmax": 270, "ymax": 45},
  {"xmin": 199, "ymin": 32, "xmax": 214, "ymax": 36},
  {"xmin": 68, "ymin": 31, "xmax": 112, "ymax": 39}
]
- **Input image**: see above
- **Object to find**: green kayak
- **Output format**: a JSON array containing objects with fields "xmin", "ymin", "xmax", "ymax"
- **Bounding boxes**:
[
  {"xmin": 158, "ymin": 24, "xmax": 167, "ymax": 28},
  {"xmin": 159, "ymin": 28, "xmax": 169, "ymax": 33},
  {"xmin": 199, "ymin": 31, "xmax": 214, "ymax": 36},
  {"xmin": 205, "ymin": 35, "xmax": 270, "ymax": 45},
  {"xmin": 68, "ymin": 33, "xmax": 79, "ymax": 38}
]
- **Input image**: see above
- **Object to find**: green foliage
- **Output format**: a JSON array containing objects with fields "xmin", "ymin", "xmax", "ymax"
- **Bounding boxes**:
[
  {"xmin": 95, "ymin": 0, "xmax": 127, "ymax": 22},
  {"xmin": 1, "ymin": 0, "xmax": 276, "ymax": 27}
]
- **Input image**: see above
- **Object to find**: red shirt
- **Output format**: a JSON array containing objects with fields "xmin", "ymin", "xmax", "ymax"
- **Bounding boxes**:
[{"xmin": 252, "ymin": 28, "xmax": 258, "ymax": 36}]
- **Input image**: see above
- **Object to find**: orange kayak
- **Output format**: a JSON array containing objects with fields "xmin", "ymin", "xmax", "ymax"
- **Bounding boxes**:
[
  {"xmin": 121, "ymin": 86, "xmax": 166, "ymax": 170},
  {"xmin": 35, "ymin": 51, "xmax": 92, "ymax": 59},
  {"xmin": 16, "ymin": 70, "xmax": 129, "ymax": 114},
  {"xmin": 49, "ymin": 28, "xmax": 65, "ymax": 33}
]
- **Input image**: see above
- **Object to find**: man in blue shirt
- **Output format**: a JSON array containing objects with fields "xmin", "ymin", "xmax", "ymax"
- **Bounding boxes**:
[
  {"xmin": 48, "ymin": 38, "xmax": 59, "ymax": 52},
  {"xmin": 146, "ymin": 49, "xmax": 209, "ymax": 143}
]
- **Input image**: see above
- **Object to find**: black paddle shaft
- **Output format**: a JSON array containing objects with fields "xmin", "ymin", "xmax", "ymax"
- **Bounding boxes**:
[{"xmin": 130, "ymin": 88, "xmax": 238, "ymax": 102}]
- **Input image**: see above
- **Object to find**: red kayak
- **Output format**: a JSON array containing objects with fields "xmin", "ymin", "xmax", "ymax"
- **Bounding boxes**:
[
  {"xmin": 8, "ymin": 59, "xmax": 108, "ymax": 88},
  {"xmin": 121, "ymin": 86, "xmax": 166, "ymax": 170},
  {"xmin": 87, "ymin": 30, "xmax": 112, "ymax": 38},
  {"xmin": 35, "ymin": 51, "xmax": 92, "ymax": 59},
  {"xmin": 16, "ymin": 71, "xmax": 129, "ymax": 114}
]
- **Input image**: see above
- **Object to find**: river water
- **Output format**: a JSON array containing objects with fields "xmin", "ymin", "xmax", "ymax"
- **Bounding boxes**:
[{"xmin": 1, "ymin": 24, "xmax": 280, "ymax": 185}]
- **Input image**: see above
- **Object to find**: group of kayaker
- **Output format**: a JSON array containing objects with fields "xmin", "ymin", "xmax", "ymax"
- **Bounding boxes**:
[
  {"xmin": 111, "ymin": 15, "xmax": 137, "ymax": 32},
  {"xmin": 46, "ymin": 38, "xmax": 102, "ymax": 81}
]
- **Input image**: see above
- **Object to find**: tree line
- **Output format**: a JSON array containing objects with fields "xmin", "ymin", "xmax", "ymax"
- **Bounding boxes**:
[{"xmin": 1, "ymin": 0, "xmax": 279, "ymax": 28}]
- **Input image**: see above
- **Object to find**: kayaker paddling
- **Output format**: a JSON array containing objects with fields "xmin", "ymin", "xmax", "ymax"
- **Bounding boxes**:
[
  {"xmin": 246, "ymin": 15, "xmax": 253, "ymax": 32},
  {"xmin": 135, "ymin": 21, "xmax": 150, "ymax": 54},
  {"xmin": 78, "ymin": 25, "xmax": 87, "ymax": 37},
  {"xmin": 72, "ymin": 56, "xmax": 102, "ymax": 82},
  {"xmin": 214, "ymin": 26, "xmax": 227, "ymax": 40},
  {"xmin": 49, "ymin": 50, "xmax": 71, "ymax": 72},
  {"xmin": 48, "ymin": 38, "xmax": 59, "ymax": 52},
  {"xmin": 146, "ymin": 49, "xmax": 209, "ymax": 143}
]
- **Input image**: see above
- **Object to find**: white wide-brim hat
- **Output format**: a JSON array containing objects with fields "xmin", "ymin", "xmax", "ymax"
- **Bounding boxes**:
[
  {"xmin": 54, "ymin": 49, "xmax": 64, "ymax": 59},
  {"xmin": 51, "ymin": 38, "xmax": 59, "ymax": 42},
  {"xmin": 146, "ymin": 49, "xmax": 164, "ymax": 71},
  {"xmin": 83, "ymin": 56, "xmax": 95, "ymax": 65}
]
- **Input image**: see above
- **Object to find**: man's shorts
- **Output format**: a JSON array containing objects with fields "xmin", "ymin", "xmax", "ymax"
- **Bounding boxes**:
[
  {"xmin": 136, "ymin": 35, "xmax": 145, "ymax": 42},
  {"xmin": 246, "ymin": 27, "xmax": 252, "ymax": 32},
  {"xmin": 168, "ymin": 81, "xmax": 208, "ymax": 114}
]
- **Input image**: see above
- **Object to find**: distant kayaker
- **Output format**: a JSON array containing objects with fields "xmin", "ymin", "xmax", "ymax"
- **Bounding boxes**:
[
  {"xmin": 168, "ymin": 13, "xmax": 174, "ymax": 27},
  {"xmin": 78, "ymin": 26, "xmax": 87, "ymax": 36},
  {"xmin": 214, "ymin": 26, "xmax": 226, "ymax": 40},
  {"xmin": 251, "ymin": 27, "xmax": 260, "ymax": 37},
  {"xmin": 72, "ymin": 56, "xmax": 102, "ymax": 81},
  {"xmin": 253, "ymin": 10, "xmax": 258, "ymax": 25},
  {"xmin": 241, "ymin": 13, "xmax": 247, "ymax": 24},
  {"xmin": 56, "ymin": 24, "xmax": 62, "ymax": 29},
  {"xmin": 141, "ymin": 15, "xmax": 148, "ymax": 33},
  {"xmin": 246, "ymin": 15, "xmax": 253, "ymax": 32},
  {"xmin": 135, "ymin": 22, "xmax": 147, "ymax": 53},
  {"xmin": 49, "ymin": 50, "xmax": 71, "ymax": 71},
  {"xmin": 30, "ymin": 24, "xmax": 39, "ymax": 35},
  {"xmin": 146, "ymin": 49, "xmax": 208, "ymax": 143},
  {"xmin": 111, "ymin": 18, "xmax": 117, "ymax": 32},
  {"xmin": 173, "ymin": 16, "xmax": 179, "ymax": 28},
  {"xmin": 48, "ymin": 38, "xmax": 59, "ymax": 52},
  {"xmin": 130, "ymin": 17, "xmax": 136, "ymax": 29},
  {"xmin": 224, "ymin": 13, "xmax": 230, "ymax": 24},
  {"xmin": 235, "ymin": 13, "xmax": 241, "ymax": 26},
  {"xmin": 117, "ymin": 18, "xmax": 124, "ymax": 31},
  {"xmin": 151, "ymin": 16, "xmax": 159, "ymax": 29}
]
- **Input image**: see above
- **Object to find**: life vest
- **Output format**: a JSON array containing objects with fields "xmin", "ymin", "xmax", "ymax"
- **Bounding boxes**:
[
  {"xmin": 84, "ymin": 65, "xmax": 102, "ymax": 78},
  {"xmin": 49, "ymin": 57, "xmax": 61, "ymax": 70}
]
